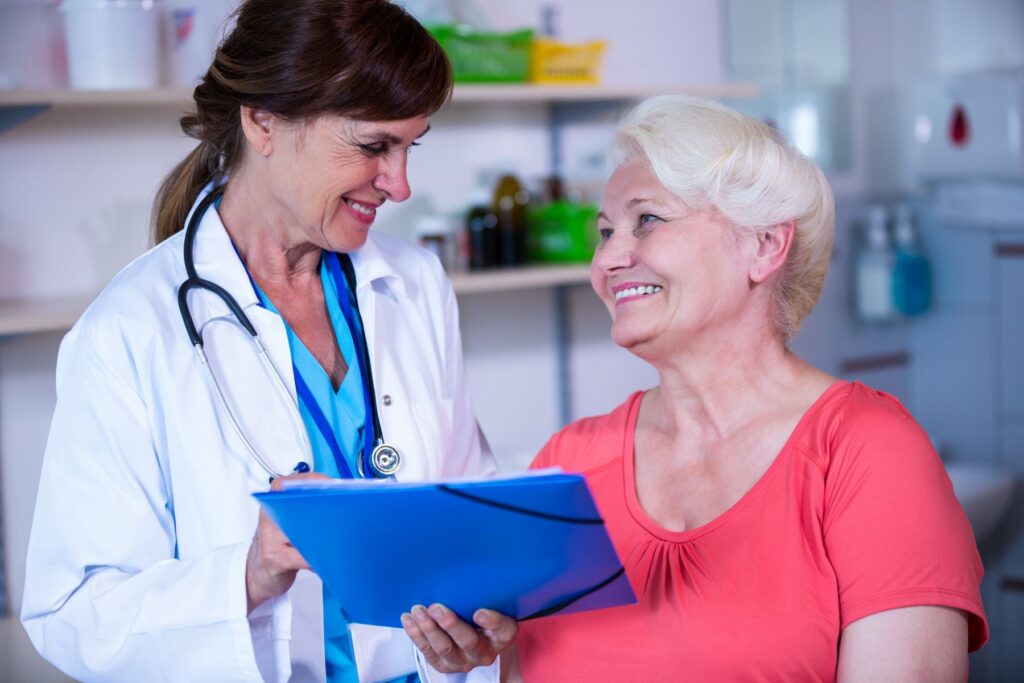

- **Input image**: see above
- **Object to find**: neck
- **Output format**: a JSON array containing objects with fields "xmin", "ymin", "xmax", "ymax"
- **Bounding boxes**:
[
  {"xmin": 643, "ymin": 315, "xmax": 804, "ymax": 441},
  {"xmin": 217, "ymin": 172, "xmax": 321, "ymax": 290}
]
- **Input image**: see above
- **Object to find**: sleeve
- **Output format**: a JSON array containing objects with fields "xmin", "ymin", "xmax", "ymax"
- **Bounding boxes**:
[
  {"xmin": 529, "ymin": 434, "xmax": 560, "ymax": 471},
  {"xmin": 821, "ymin": 392, "xmax": 989, "ymax": 651},
  {"xmin": 20, "ymin": 327, "xmax": 265, "ymax": 683}
]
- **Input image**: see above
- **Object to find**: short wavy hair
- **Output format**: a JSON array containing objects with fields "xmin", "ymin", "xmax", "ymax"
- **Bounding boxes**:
[{"xmin": 612, "ymin": 95, "xmax": 835, "ymax": 343}]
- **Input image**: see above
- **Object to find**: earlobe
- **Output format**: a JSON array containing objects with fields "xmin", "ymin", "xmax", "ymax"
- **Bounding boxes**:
[
  {"xmin": 749, "ymin": 221, "xmax": 796, "ymax": 284},
  {"xmin": 239, "ymin": 105, "xmax": 275, "ymax": 156}
]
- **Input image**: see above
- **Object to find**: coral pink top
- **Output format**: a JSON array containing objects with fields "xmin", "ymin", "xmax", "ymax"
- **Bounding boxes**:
[{"xmin": 519, "ymin": 382, "xmax": 987, "ymax": 682}]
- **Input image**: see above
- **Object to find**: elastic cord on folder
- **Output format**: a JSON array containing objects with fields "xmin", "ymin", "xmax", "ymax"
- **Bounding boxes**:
[
  {"xmin": 437, "ymin": 486, "xmax": 603, "ymax": 525},
  {"xmin": 521, "ymin": 567, "xmax": 626, "ymax": 621},
  {"xmin": 437, "ymin": 485, "xmax": 622, "ymax": 619}
]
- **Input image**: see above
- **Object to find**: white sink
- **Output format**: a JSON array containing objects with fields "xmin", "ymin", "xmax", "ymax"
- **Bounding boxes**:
[{"xmin": 944, "ymin": 462, "xmax": 1017, "ymax": 540}]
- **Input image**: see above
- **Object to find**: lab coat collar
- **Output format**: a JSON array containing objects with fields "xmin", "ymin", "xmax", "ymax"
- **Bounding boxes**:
[
  {"xmin": 349, "ymin": 232, "xmax": 407, "ymax": 300},
  {"xmin": 188, "ymin": 185, "xmax": 260, "ymax": 320}
]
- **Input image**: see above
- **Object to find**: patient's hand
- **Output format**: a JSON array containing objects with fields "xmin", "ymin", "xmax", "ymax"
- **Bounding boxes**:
[{"xmin": 401, "ymin": 603, "xmax": 518, "ymax": 673}]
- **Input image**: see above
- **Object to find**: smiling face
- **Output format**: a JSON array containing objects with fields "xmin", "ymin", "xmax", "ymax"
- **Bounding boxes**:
[
  {"xmin": 259, "ymin": 114, "xmax": 430, "ymax": 253},
  {"xmin": 591, "ymin": 158, "xmax": 756, "ymax": 360}
]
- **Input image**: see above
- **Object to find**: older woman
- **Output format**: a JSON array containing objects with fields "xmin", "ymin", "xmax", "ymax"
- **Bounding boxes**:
[
  {"xmin": 21, "ymin": 1, "xmax": 514, "ymax": 681},
  {"xmin": 509, "ymin": 96, "xmax": 987, "ymax": 681}
]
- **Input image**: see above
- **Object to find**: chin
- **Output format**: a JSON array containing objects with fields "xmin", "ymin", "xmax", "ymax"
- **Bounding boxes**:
[
  {"xmin": 327, "ymin": 227, "xmax": 371, "ymax": 254},
  {"xmin": 610, "ymin": 324, "xmax": 651, "ymax": 352}
]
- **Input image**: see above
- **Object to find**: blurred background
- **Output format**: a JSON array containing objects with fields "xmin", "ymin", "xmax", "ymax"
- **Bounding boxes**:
[{"xmin": 0, "ymin": 0, "xmax": 1022, "ymax": 680}]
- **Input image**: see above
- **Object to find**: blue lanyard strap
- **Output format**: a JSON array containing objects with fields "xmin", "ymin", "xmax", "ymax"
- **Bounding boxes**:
[
  {"xmin": 325, "ymin": 252, "xmax": 378, "ymax": 473},
  {"xmin": 292, "ymin": 371, "xmax": 355, "ymax": 479}
]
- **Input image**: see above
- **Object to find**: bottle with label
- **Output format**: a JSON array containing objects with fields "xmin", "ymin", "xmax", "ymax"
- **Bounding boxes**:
[
  {"xmin": 854, "ymin": 204, "xmax": 896, "ymax": 322},
  {"xmin": 466, "ymin": 177, "xmax": 499, "ymax": 270},
  {"xmin": 891, "ymin": 203, "xmax": 932, "ymax": 316},
  {"xmin": 493, "ymin": 171, "xmax": 530, "ymax": 266}
]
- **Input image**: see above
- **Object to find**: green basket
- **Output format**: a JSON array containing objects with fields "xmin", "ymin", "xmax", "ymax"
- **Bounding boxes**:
[
  {"xmin": 528, "ymin": 201, "xmax": 600, "ymax": 263},
  {"xmin": 429, "ymin": 25, "xmax": 534, "ymax": 83}
]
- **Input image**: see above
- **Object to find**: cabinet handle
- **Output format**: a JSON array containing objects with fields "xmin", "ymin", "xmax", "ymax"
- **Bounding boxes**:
[
  {"xmin": 995, "ymin": 244, "xmax": 1024, "ymax": 258},
  {"xmin": 1001, "ymin": 577, "xmax": 1024, "ymax": 593}
]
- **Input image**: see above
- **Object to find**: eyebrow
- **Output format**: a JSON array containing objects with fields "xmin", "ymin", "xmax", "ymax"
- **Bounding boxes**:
[
  {"xmin": 365, "ymin": 124, "xmax": 431, "ymax": 145},
  {"xmin": 597, "ymin": 197, "xmax": 659, "ymax": 223}
]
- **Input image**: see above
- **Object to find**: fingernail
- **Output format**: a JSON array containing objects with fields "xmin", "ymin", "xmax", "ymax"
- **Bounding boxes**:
[
  {"xmin": 473, "ymin": 609, "xmax": 491, "ymax": 626},
  {"xmin": 428, "ymin": 604, "xmax": 445, "ymax": 619},
  {"xmin": 400, "ymin": 613, "xmax": 411, "ymax": 627},
  {"xmin": 411, "ymin": 604, "xmax": 427, "ymax": 619}
]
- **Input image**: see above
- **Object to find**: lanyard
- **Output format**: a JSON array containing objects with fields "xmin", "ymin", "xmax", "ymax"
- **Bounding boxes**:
[
  {"xmin": 292, "ymin": 371, "xmax": 356, "ymax": 479},
  {"xmin": 325, "ymin": 251, "xmax": 378, "ymax": 475}
]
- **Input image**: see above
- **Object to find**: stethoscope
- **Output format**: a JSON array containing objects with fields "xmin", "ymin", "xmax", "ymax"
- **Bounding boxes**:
[{"xmin": 176, "ymin": 185, "xmax": 402, "ymax": 480}]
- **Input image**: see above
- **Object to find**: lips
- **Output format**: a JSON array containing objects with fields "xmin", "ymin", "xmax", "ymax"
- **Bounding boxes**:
[
  {"xmin": 613, "ymin": 282, "xmax": 664, "ymax": 302},
  {"xmin": 342, "ymin": 197, "xmax": 381, "ymax": 225}
]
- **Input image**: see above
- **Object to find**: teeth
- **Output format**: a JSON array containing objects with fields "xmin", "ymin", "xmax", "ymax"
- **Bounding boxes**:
[
  {"xmin": 615, "ymin": 285, "xmax": 663, "ymax": 301},
  {"xmin": 346, "ymin": 199, "xmax": 375, "ymax": 215}
]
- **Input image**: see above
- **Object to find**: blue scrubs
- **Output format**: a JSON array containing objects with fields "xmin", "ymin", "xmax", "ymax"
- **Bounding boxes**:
[{"xmin": 252, "ymin": 254, "xmax": 418, "ymax": 683}]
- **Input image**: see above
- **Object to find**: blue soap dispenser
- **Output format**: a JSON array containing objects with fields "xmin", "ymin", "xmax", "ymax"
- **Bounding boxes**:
[{"xmin": 891, "ymin": 203, "xmax": 932, "ymax": 317}]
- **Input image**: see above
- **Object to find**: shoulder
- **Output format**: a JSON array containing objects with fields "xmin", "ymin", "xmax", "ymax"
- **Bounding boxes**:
[
  {"xmin": 65, "ymin": 235, "xmax": 185, "ymax": 370},
  {"xmin": 798, "ymin": 382, "xmax": 933, "ymax": 466},
  {"xmin": 531, "ymin": 392, "xmax": 644, "ymax": 472},
  {"xmin": 798, "ymin": 382, "xmax": 944, "ymax": 496}
]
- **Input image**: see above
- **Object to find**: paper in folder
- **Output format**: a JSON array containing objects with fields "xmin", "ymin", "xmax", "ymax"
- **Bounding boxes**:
[{"xmin": 253, "ymin": 470, "xmax": 636, "ymax": 627}]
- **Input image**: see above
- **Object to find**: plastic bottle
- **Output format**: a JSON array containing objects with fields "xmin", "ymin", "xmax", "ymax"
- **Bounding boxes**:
[
  {"xmin": 163, "ymin": 0, "xmax": 235, "ymax": 87},
  {"xmin": 493, "ymin": 171, "xmax": 529, "ymax": 266},
  {"xmin": 855, "ymin": 204, "xmax": 896, "ymax": 322},
  {"xmin": 891, "ymin": 203, "xmax": 932, "ymax": 316},
  {"xmin": 466, "ymin": 176, "xmax": 499, "ymax": 270},
  {"xmin": 415, "ymin": 213, "xmax": 454, "ymax": 271}
]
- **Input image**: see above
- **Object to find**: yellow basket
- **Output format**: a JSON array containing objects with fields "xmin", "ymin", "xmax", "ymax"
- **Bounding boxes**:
[{"xmin": 530, "ymin": 38, "xmax": 607, "ymax": 85}]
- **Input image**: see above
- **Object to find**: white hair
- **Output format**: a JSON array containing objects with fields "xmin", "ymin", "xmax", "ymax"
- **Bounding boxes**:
[{"xmin": 612, "ymin": 94, "xmax": 835, "ymax": 342}]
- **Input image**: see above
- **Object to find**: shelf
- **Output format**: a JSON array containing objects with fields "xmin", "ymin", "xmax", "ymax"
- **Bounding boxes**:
[
  {"xmin": 0, "ymin": 296, "xmax": 94, "ymax": 338},
  {"xmin": 452, "ymin": 83, "xmax": 758, "ymax": 102},
  {"xmin": 0, "ymin": 83, "xmax": 758, "ymax": 109},
  {"xmin": 449, "ymin": 263, "xmax": 591, "ymax": 294},
  {"xmin": 0, "ymin": 266, "xmax": 592, "ymax": 337}
]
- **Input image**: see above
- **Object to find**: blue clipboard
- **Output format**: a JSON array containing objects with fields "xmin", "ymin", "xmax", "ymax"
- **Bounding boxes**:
[{"xmin": 253, "ymin": 471, "xmax": 637, "ymax": 627}]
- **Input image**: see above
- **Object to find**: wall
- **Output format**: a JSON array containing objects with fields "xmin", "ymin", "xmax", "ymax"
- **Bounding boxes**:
[{"xmin": 854, "ymin": 0, "xmax": 1024, "ymax": 679}]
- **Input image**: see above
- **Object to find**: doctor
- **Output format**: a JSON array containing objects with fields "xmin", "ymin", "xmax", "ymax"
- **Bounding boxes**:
[{"xmin": 21, "ymin": 0, "xmax": 517, "ymax": 681}]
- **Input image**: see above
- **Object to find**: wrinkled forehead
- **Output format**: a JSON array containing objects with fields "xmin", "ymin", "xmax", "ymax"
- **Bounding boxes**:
[{"xmin": 601, "ymin": 160, "xmax": 696, "ymax": 215}]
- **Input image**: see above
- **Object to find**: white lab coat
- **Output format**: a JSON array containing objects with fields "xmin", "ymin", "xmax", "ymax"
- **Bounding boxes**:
[{"xmin": 21, "ymin": 191, "xmax": 499, "ymax": 683}]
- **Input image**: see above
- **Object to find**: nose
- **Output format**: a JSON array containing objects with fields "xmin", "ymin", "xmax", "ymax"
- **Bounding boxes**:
[
  {"xmin": 373, "ymin": 152, "xmax": 412, "ymax": 203},
  {"xmin": 590, "ymin": 230, "xmax": 636, "ymax": 294},
  {"xmin": 592, "ymin": 230, "xmax": 636, "ymax": 273}
]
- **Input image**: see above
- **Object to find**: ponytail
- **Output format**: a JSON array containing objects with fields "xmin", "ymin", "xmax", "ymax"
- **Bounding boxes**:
[{"xmin": 152, "ymin": 140, "xmax": 222, "ymax": 244}]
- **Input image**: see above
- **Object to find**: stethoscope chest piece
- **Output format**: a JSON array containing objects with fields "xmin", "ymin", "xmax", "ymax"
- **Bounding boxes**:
[{"xmin": 369, "ymin": 443, "xmax": 401, "ymax": 477}]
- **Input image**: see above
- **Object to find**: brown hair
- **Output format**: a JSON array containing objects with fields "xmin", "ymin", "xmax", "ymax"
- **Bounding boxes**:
[{"xmin": 153, "ymin": 0, "xmax": 453, "ymax": 243}]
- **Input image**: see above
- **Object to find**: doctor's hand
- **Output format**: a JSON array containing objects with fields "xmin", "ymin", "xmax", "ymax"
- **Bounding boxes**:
[
  {"xmin": 401, "ymin": 603, "xmax": 518, "ymax": 674},
  {"xmin": 245, "ymin": 472, "xmax": 328, "ymax": 614}
]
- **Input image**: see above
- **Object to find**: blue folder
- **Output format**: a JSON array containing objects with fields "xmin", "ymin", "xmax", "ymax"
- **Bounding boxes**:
[{"xmin": 253, "ymin": 471, "xmax": 637, "ymax": 627}]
